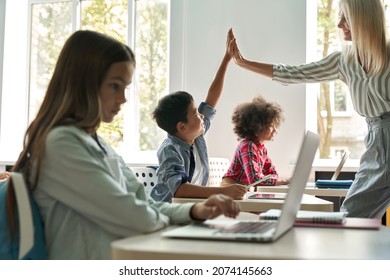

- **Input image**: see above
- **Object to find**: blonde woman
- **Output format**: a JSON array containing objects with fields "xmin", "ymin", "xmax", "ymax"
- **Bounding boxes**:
[{"xmin": 228, "ymin": 0, "xmax": 390, "ymax": 218}]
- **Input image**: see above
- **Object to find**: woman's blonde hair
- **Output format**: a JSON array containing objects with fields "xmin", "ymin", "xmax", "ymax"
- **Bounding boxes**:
[{"xmin": 340, "ymin": 0, "xmax": 388, "ymax": 75}]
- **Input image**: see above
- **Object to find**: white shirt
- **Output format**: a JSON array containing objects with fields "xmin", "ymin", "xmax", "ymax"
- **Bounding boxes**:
[{"xmin": 33, "ymin": 126, "xmax": 194, "ymax": 259}]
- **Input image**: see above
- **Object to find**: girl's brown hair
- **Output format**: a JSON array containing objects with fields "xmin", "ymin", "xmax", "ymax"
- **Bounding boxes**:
[{"xmin": 7, "ymin": 30, "xmax": 135, "ymax": 234}]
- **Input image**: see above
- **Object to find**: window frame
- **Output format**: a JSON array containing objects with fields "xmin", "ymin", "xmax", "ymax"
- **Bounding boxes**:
[
  {"xmin": 319, "ymin": 80, "xmax": 353, "ymax": 118},
  {"xmin": 0, "ymin": 0, "xmax": 170, "ymax": 166},
  {"xmin": 306, "ymin": 0, "xmax": 367, "ymax": 167}
]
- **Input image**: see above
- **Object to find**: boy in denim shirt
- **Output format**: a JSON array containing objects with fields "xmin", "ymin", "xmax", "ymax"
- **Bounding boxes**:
[{"xmin": 151, "ymin": 29, "xmax": 246, "ymax": 202}]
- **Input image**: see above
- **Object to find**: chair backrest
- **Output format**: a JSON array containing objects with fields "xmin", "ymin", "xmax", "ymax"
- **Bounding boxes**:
[
  {"xmin": 0, "ymin": 173, "xmax": 47, "ymax": 260},
  {"xmin": 208, "ymin": 157, "xmax": 230, "ymax": 187},
  {"xmin": 130, "ymin": 167, "xmax": 157, "ymax": 195}
]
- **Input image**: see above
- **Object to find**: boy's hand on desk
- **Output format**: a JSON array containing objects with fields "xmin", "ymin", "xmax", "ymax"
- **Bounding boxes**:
[
  {"xmin": 220, "ymin": 184, "xmax": 247, "ymax": 200},
  {"xmin": 275, "ymin": 178, "xmax": 290, "ymax": 186},
  {"xmin": 190, "ymin": 194, "xmax": 240, "ymax": 220}
]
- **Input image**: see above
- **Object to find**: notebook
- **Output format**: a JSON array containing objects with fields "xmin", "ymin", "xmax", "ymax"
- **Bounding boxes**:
[
  {"xmin": 259, "ymin": 209, "xmax": 347, "ymax": 223},
  {"xmin": 294, "ymin": 217, "xmax": 381, "ymax": 230},
  {"xmin": 247, "ymin": 192, "xmax": 286, "ymax": 200},
  {"xmin": 315, "ymin": 179, "xmax": 353, "ymax": 188},
  {"xmin": 162, "ymin": 131, "xmax": 320, "ymax": 242}
]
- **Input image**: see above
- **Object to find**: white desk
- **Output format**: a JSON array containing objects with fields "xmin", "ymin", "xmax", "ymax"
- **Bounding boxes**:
[
  {"xmin": 111, "ymin": 214, "xmax": 390, "ymax": 260},
  {"xmin": 173, "ymin": 193, "xmax": 334, "ymax": 212},
  {"xmin": 257, "ymin": 183, "xmax": 348, "ymax": 197},
  {"xmin": 257, "ymin": 184, "xmax": 348, "ymax": 212}
]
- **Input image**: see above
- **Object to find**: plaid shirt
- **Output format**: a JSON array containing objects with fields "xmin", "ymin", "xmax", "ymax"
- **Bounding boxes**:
[{"xmin": 223, "ymin": 139, "xmax": 278, "ymax": 186}]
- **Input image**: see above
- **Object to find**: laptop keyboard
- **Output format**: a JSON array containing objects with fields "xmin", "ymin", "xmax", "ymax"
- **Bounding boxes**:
[{"xmin": 219, "ymin": 221, "xmax": 274, "ymax": 234}]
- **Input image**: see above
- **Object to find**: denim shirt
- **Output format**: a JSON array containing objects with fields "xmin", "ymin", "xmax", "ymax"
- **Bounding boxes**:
[{"xmin": 151, "ymin": 102, "xmax": 216, "ymax": 202}]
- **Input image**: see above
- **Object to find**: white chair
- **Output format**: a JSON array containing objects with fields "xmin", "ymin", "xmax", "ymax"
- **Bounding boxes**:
[
  {"xmin": 208, "ymin": 157, "xmax": 230, "ymax": 187},
  {"xmin": 130, "ymin": 167, "xmax": 157, "ymax": 195}
]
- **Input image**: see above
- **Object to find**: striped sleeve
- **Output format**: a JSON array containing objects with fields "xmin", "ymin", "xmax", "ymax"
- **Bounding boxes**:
[{"xmin": 273, "ymin": 51, "xmax": 342, "ymax": 85}]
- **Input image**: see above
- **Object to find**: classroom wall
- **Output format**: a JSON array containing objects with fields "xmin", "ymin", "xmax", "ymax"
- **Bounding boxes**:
[
  {"xmin": 170, "ymin": 0, "xmax": 308, "ymax": 178},
  {"xmin": 0, "ymin": 0, "xmax": 28, "ymax": 163}
]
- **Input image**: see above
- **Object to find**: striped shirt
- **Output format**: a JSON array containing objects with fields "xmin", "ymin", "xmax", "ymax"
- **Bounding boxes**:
[
  {"xmin": 223, "ymin": 139, "xmax": 278, "ymax": 186},
  {"xmin": 273, "ymin": 43, "xmax": 390, "ymax": 117}
]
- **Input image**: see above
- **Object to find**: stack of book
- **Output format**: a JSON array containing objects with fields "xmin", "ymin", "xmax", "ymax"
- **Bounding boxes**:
[
  {"xmin": 315, "ymin": 179, "xmax": 353, "ymax": 189},
  {"xmin": 259, "ymin": 209, "xmax": 381, "ymax": 229}
]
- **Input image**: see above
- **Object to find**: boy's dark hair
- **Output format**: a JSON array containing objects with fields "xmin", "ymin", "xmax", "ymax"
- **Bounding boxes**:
[
  {"xmin": 153, "ymin": 91, "xmax": 194, "ymax": 135},
  {"xmin": 232, "ymin": 95, "xmax": 284, "ymax": 141}
]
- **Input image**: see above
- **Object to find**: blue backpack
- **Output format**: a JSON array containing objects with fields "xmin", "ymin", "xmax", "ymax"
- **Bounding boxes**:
[{"xmin": 0, "ymin": 173, "xmax": 47, "ymax": 259}]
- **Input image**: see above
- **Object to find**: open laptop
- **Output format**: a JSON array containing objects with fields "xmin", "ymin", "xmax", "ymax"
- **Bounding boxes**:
[
  {"xmin": 163, "ymin": 131, "xmax": 320, "ymax": 242},
  {"xmin": 315, "ymin": 151, "xmax": 353, "ymax": 188},
  {"xmin": 331, "ymin": 151, "xmax": 349, "ymax": 180}
]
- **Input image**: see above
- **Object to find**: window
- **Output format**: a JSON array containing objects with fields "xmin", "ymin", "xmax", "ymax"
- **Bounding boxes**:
[
  {"xmin": 1, "ymin": 0, "xmax": 168, "ymax": 164},
  {"xmin": 319, "ymin": 80, "xmax": 352, "ymax": 118},
  {"xmin": 308, "ymin": 0, "xmax": 390, "ymax": 161},
  {"xmin": 29, "ymin": 1, "xmax": 73, "ymax": 122}
]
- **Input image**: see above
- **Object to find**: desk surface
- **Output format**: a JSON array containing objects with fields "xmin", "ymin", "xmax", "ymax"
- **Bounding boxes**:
[
  {"xmin": 112, "ymin": 214, "xmax": 390, "ymax": 260},
  {"xmin": 173, "ymin": 193, "xmax": 334, "ymax": 212}
]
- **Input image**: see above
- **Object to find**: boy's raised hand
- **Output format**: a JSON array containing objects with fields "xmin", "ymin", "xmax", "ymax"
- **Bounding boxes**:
[
  {"xmin": 227, "ymin": 28, "xmax": 245, "ymax": 65},
  {"xmin": 226, "ymin": 28, "xmax": 235, "ymax": 57}
]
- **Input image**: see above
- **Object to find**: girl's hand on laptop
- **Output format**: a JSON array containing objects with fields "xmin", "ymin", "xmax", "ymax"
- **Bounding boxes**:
[{"xmin": 190, "ymin": 194, "xmax": 240, "ymax": 220}]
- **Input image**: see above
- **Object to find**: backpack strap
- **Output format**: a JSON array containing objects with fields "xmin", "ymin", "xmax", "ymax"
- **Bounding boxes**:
[{"xmin": 11, "ymin": 173, "xmax": 34, "ymax": 259}]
